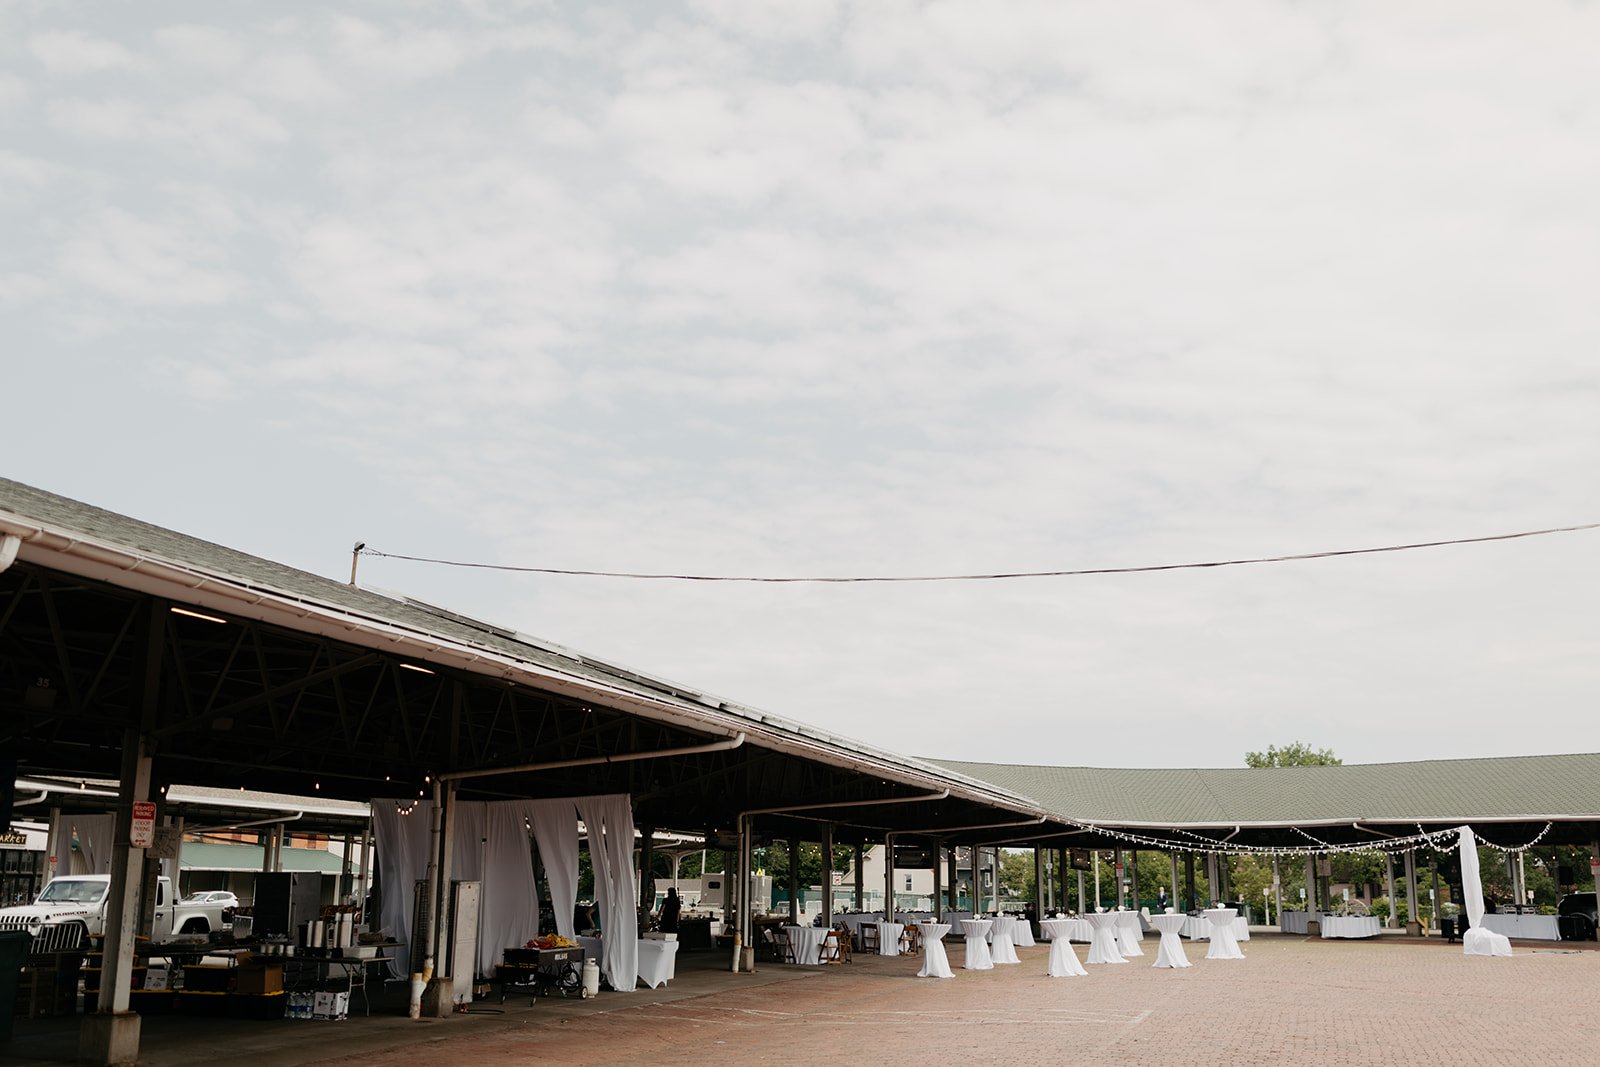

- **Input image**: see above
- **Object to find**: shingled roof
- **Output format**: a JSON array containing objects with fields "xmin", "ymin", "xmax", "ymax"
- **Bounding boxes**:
[{"xmin": 931, "ymin": 753, "xmax": 1600, "ymax": 829}]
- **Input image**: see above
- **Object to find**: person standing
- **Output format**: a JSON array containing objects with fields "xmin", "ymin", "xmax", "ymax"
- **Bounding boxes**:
[{"xmin": 659, "ymin": 887, "xmax": 682, "ymax": 933}]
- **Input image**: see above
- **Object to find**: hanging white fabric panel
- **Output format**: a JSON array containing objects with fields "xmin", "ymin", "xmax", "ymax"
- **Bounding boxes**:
[
  {"xmin": 1458, "ymin": 827, "xmax": 1512, "ymax": 957},
  {"xmin": 371, "ymin": 802, "xmax": 432, "ymax": 979},
  {"xmin": 70, "ymin": 815, "xmax": 117, "ymax": 875},
  {"xmin": 529, "ymin": 800, "xmax": 581, "ymax": 939},
  {"xmin": 576, "ymin": 794, "xmax": 639, "ymax": 993},
  {"xmin": 479, "ymin": 802, "xmax": 542, "ymax": 978}
]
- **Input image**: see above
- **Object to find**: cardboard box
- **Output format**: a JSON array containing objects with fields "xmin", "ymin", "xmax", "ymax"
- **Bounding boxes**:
[
  {"xmin": 312, "ymin": 990, "xmax": 349, "ymax": 1020},
  {"xmin": 235, "ymin": 962, "xmax": 284, "ymax": 994}
]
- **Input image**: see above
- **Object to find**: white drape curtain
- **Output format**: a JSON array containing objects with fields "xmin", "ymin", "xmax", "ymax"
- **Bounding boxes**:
[
  {"xmin": 69, "ymin": 814, "xmax": 117, "ymax": 875},
  {"xmin": 529, "ymin": 800, "xmax": 581, "ymax": 940},
  {"xmin": 481, "ymin": 802, "xmax": 542, "ymax": 979},
  {"xmin": 371, "ymin": 802, "xmax": 432, "ymax": 979},
  {"xmin": 1458, "ymin": 827, "xmax": 1512, "ymax": 957},
  {"xmin": 576, "ymin": 795, "xmax": 639, "ymax": 994},
  {"xmin": 371, "ymin": 794, "xmax": 635, "ymax": 985}
]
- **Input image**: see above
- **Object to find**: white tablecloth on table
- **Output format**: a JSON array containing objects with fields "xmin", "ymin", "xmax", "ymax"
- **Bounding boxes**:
[
  {"xmin": 896, "ymin": 912, "xmax": 933, "ymax": 926},
  {"xmin": 1204, "ymin": 908, "xmax": 1245, "ymax": 960},
  {"xmin": 1478, "ymin": 913, "xmax": 1561, "ymax": 941},
  {"xmin": 1185, "ymin": 914, "xmax": 1250, "ymax": 941},
  {"xmin": 990, "ymin": 915, "xmax": 1021, "ymax": 965},
  {"xmin": 917, "ymin": 923, "xmax": 954, "ymax": 979},
  {"xmin": 579, "ymin": 937, "xmax": 680, "ymax": 988},
  {"xmin": 785, "ymin": 925, "xmax": 828, "ymax": 964},
  {"xmin": 1148, "ymin": 913, "xmax": 1192, "ymax": 969},
  {"xmin": 1011, "ymin": 918, "xmax": 1036, "ymax": 947},
  {"xmin": 1116, "ymin": 912, "xmax": 1145, "ymax": 957},
  {"xmin": 835, "ymin": 913, "xmax": 882, "ymax": 937},
  {"xmin": 1039, "ymin": 919, "xmax": 1087, "ymax": 977},
  {"xmin": 1320, "ymin": 915, "xmax": 1382, "ymax": 939},
  {"xmin": 1280, "ymin": 910, "xmax": 1320, "ymax": 935},
  {"xmin": 637, "ymin": 939, "xmax": 678, "ymax": 988},
  {"xmin": 1038, "ymin": 917, "xmax": 1092, "ymax": 942},
  {"xmin": 1085, "ymin": 912, "xmax": 1128, "ymax": 965},
  {"xmin": 960, "ymin": 919, "xmax": 994, "ymax": 970},
  {"xmin": 877, "ymin": 922, "xmax": 904, "ymax": 956}
]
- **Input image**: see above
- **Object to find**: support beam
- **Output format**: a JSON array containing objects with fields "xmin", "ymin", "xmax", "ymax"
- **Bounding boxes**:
[
  {"xmin": 638, "ymin": 826, "xmax": 656, "ymax": 921},
  {"xmin": 80, "ymin": 730, "xmax": 152, "ymax": 1067},
  {"xmin": 932, "ymin": 840, "xmax": 942, "ymax": 921},
  {"xmin": 1405, "ymin": 850, "xmax": 1421, "ymax": 936},
  {"xmin": 1305, "ymin": 855, "xmax": 1320, "ymax": 937},
  {"xmin": 1114, "ymin": 846, "xmax": 1125, "ymax": 909},
  {"xmin": 1033, "ymin": 848, "xmax": 1045, "ymax": 936},
  {"xmin": 1384, "ymin": 853, "xmax": 1396, "ymax": 929},
  {"xmin": 853, "ymin": 844, "xmax": 865, "ymax": 914},
  {"xmin": 789, "ymin": 836, "xmax": 800, "ymax": 925},
  {"xmin": 819, "ymin": 824, "xmax": 834, "ymax": 927},
  {"xmin": 1170, "ymin": 853, "xmax": 1181, "ymax": 913},
  {"xmin": 884, "ymin": 836, "xmax": 895, "ymax": 920},
  {"xmin": 1129, "ymin": 849, "xmax": 1140, "ymax": 911},
  {"xmin": 1183, "ymin": 852, "xmax": 1195, "ymax": 912}
]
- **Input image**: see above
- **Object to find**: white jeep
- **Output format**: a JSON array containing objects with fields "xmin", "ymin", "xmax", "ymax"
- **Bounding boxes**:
[{"xmin": 0, "ymin": 874, "xmax": 231, "ymax": 952}]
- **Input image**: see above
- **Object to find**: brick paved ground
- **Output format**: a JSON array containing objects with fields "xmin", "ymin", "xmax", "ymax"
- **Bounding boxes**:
[
  {"xmin": 7, "ymin": 934, "xmax": 1589, "ymax": 1067},
  {"xmin": 316, "ymin": 935, "xmax": 1600, "ymax": 1067}
]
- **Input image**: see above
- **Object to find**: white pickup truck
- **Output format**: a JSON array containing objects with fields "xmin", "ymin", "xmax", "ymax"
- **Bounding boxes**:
[{"xmin": 0, "ymin": 874, "xmax": 231, "ymax": 952}]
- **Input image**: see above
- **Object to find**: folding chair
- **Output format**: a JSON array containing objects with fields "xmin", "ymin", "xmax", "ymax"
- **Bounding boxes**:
[
  {"xmin": 819, "ymin": 929, "xmax": 843, "ymax": 964},
  {"xmin": 900, "ymin": 923, "xmax": 921, "ymax": 956},
  {"xmin": 857, "ymin": 923, "xmax": 879, "ymax": 953}
]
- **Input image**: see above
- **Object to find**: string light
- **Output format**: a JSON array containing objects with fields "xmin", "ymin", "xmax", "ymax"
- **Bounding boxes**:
[{"xmin": 1060, "ymin": 819, "xmax": 1555, "ymax": 858}]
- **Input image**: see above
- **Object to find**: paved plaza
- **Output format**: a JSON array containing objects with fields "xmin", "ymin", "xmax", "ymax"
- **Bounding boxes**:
[{"xmin": 5, "ymin": 934, "xmax": 1592, "ymax": 1067}]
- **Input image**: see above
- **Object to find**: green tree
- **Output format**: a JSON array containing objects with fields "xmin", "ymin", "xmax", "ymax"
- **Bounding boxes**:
[{"xmin": 1245, "ymin": 742, "xmax": 1341, "ymax": 768}]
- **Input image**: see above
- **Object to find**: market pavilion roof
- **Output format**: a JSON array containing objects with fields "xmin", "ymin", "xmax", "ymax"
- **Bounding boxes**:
[{"xmin": 931, "ymin": 754, "xmax": 1600, "ymax": 837}]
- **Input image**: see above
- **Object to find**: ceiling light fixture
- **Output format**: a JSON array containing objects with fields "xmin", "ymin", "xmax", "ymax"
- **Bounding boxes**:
[{"xmin": 170, "ymin": 606, "xmax": 227, "ymax": 625}]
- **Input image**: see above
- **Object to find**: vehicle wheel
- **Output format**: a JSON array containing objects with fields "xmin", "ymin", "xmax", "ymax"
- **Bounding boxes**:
[{"xmin": 180, "ymin": 918, "xmax": 210, "ymax": 935}]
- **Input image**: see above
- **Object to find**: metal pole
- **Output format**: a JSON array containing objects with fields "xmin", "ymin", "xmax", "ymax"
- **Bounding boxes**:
[
  {"xmin": 1405, "ymin": 849, "xmax": 1420, "ymax": 935},
  {"xmin": 1077, "ymin": 868, "xmax": 1086, "ymax": 914},
  {"xmin": 932, "ymin": 840, "xmax": 943, "ymax": 921},
  {"xmin": 1033, "ymin": 848, "xmax": 1045, "ymax": 930},
  {"xmin": 790, "ymin": 836, "xmax": 801, "ymax": 925},
  {"xmin": 1170, "ymin": 853, "xmax": 1181, "ymax": 912},
  {"xmin": 1429, "ymin": 851, "xmax": 1441, "ymax": 934},
  {"xmin": 1114, "ymin": 846, "xmax": 1125, "ymax": 909},
  {"xmin": 853, "ymin": 843, "xmax": 865, "ymax": 913},
  {"xmin": 1384, "ymin": 853, "xmax": 1396, "ymax": 929},
  {"xmin": 1273, "ymin": 856, "xmax": 1283, "ymax": 928},
  {"xmin": 1093, "ymin": 851, "xmax": 1102, "ymax": 910},
  {"xmin": 1129, "ymin": 849, "xmax": 1140, "ymax": 911},
  {"xmin": 820, "ymin": 823, "xmax": 834, "ymax": 927},
  {"xmin": 884, "ymin": 836, "xmax": 896, "ymax": 918}
]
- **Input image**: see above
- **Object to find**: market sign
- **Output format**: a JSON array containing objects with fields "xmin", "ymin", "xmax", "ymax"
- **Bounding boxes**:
[
  {"xmin": 130, "ymin": 801, "xmax": 156, "ymax": 849},
  {"xmin": 0, "ymin": 830, "xmax": 26, "ymax": 846}
]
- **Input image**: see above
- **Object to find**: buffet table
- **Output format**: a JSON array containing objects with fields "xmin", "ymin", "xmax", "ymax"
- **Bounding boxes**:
[
  {"xmin": 1280, "ymin": 910, "xmax": 1321, "ymax": 935},
  {"xmin": 1039, "ymin": 919, "xmax": 1087, "ymax": 976},
  {"xmin": 1320, "ymin": 915, "xmax": 1382, "ymax": 939},
  {"xmin": 1148, "ymin": 913, "xmax": 1192, "ymax": 969},
  {"xmin": 1478, "ymin": 913, "xmax": 1561, "ymax": 941}
]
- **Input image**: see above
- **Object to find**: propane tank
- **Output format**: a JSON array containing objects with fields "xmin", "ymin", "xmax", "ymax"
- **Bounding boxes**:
[{"xmin": 581, "ymin": 958, "xmax": 600, "ymax": 999}]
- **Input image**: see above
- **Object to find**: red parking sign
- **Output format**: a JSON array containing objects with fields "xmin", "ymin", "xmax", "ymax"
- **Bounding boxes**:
[{"xmin": 131, "ymin": 801, "xmax": 156, "ymax": 848}]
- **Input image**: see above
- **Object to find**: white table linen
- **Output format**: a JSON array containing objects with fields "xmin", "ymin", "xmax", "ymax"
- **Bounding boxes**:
[
  {"xmin": 1039, "ymin": 916, "xmax": 1092, "ymax": 942},
  {"xmin": 636, "ymin": 939, "xmax": 678, "ymax": 988},
  {"xmin": 784, "ymin": 924, "xmax": 827, "ymax": 964},
  {"xmin": 1011, "ymin": 919, "xmax": 1036, "ymax": 948},
  {"xmin": 1204, "ymin": 908, "xmax": 1245, "ymax": 960},
  {"xmin": 1186, "ymin": 913, "xmax": 1250, "ymax": 940},
  {"xmin": 1149, "ymin": 913, "xmax": 1192, "ymax": 968},
  {"xmin": 1320, "ymin": 915, "xmax": 1381, "ymax": 939},
  {"xmin": 1279, "ymin": 910, "xmax": 1319, "ymax": 935},
  {"xmin": 1039, "ymin": 919, "xmax": 1087, "ymax": 976},
  {"xmin": 916, "ymin": 922, "xmax": 954, "ymax": 979},
  {"xmin": 1084, "ymin": 912, "xmax": 1128, "ymax": 965},
  {"xmin": 877, "ymin": 922, "xmax": 904, "ymax": 956},
  {"xmin": 1477, "ymin": 913, "xmax": 1560, "ymax": 941},
  {"xmin": 960, "ymin": 918, "xmax": 994, "ymax": 970},
  {"xmin": 579, "ymin": 936, "xmax": 680, "ymax": 988},
  {"xmin": 990, "ymin": 915, "xmax": 1021, "ymax": 965},
  {"xmin": 1115, "ymin": 911, "xmax": 1145, "ymax": 957}
]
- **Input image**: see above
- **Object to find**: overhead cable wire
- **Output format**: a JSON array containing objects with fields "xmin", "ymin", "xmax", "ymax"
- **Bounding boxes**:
[{"xmin": 354, "ymin": 521, "xmax": 1600, "ymax": 583}]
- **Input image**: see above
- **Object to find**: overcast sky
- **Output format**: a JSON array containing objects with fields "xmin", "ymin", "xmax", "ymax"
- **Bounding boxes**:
[{"xmin": 5, "ymin": 1, "xmax": 1598, "ymax": 771}]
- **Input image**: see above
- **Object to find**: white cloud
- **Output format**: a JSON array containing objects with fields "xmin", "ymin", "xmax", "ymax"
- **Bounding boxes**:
[
  {"xmin": 29, "ymin": 30, "xmax": 146, "ymax": 75},
  {"xmin": 57, "ymin": 207, "xmax": 236, "ymax": 306}
]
